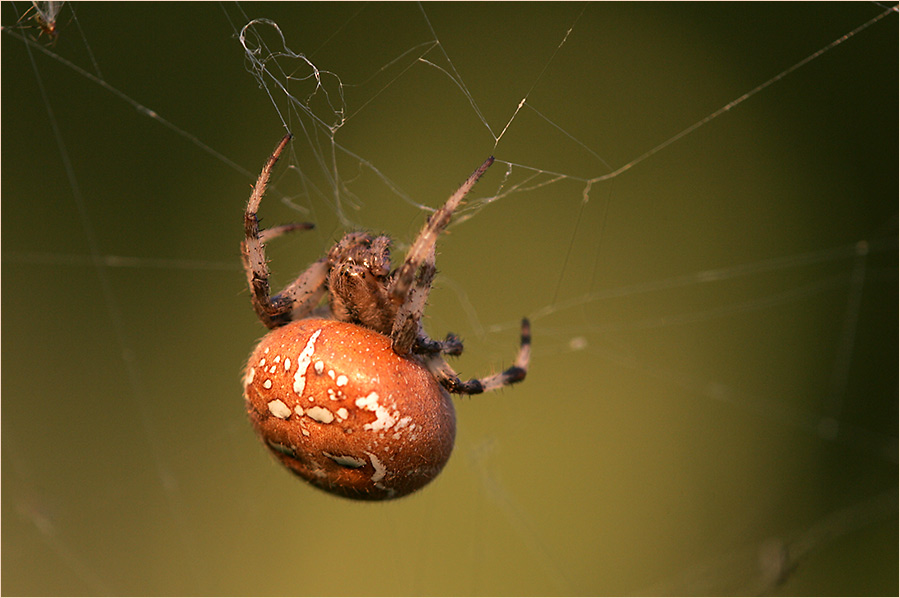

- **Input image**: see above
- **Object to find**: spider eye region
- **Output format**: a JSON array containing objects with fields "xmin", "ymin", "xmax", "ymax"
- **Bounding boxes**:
[
  {"xmin": 338, "ymin": 260, "xmax": 373, "ymax": 279},
  {"xmin": 243, "ymin": 318, "xmax": 456, "ymax": 500}
]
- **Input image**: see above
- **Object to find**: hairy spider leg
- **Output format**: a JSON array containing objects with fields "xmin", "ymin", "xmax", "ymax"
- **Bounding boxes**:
[
  {"xmin": 242, "ymin": 133, "xmax": 325, "ymax": 329},
  {"xmin": 388, "ymin": 156, "xmax": 494, "ymax": 308},
  {"xmin": 391, "ymin": 245, "xmax": 437, "ymax": 354},
  {"xmin": 258, "ymin": 222, "xmax": 314, "ymax": 244},
  {"xmin": 392, "ymin": 245, "xmax": 473, "ymax": 357}
]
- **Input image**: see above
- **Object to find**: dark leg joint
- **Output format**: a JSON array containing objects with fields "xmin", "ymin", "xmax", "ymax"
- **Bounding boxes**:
[
  {"xmin": 520, "ymin": 318, "xmax": 531, "ymax": 346},
  {"xmin": 503, "ymin": 366, "xmax": 527, "ymax": 384},
  {"xmin": 445, "ymin": 377, "xmax": 484, "ymax": 395}
]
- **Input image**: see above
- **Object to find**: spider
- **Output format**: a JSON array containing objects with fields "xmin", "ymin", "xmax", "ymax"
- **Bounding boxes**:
[{"xmin": 242, "ymin": 134, "xmax": 530, "ymax": 500}]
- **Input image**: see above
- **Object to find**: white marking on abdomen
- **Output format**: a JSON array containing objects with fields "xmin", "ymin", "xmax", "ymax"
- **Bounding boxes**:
[{"xmin": 293, "ymin": 329, "xmax": 323, "ymax": 397}]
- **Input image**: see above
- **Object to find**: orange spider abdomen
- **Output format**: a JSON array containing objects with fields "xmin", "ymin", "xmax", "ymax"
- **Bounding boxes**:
[{"xmin": 243, "ymin": 318, "xmax": 456, "ymax": 500}]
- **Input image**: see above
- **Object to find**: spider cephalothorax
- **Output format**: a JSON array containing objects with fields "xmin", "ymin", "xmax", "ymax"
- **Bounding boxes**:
[
  {"xmin": 325, "ymin": 232, "xmax": 396, "ymax": 334},
  {"xmin": 241, "ymin": 134, "xmax": 529, "ymax": 500}
]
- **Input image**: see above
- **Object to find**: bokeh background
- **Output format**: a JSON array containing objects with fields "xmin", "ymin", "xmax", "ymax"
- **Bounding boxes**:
[{"xmin": 3, "ymin": 3, "xmax": 897, "ymax": 595}]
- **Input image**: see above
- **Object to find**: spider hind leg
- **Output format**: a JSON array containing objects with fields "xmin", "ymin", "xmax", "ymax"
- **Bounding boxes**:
[{"xmin": 428, "ymin": 318, "xmax": 530, "ymax": 395}]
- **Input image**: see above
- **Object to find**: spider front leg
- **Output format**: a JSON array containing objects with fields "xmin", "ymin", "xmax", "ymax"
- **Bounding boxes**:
[
  {"xmin": 242, "ymin": 134, "xmax": 325, "ymax": 329},
  {"xmin": 389, "ymin": 156, "xmax": 494, "ymax": 354}
]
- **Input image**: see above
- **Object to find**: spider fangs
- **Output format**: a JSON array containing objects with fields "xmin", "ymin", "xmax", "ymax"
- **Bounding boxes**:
[{"xmin": 242, "ymin": 134, "xmax": 530, "ymax": 500}]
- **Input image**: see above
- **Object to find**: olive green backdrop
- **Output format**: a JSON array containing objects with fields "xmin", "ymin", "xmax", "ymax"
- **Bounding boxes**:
[{"xmin": 3, "ymin": 3, "xmax": 897, "ymax": 595}]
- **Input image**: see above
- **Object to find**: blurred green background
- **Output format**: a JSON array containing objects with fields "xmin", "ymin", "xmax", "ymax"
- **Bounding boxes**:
[{"xmin": 3, "ymin": 3, "xmax": 897, "ymax": 595}]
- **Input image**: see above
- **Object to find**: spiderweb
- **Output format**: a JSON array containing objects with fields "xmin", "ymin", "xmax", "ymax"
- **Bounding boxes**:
[{"xmin": 2, "ymin": 3, "xmax": 897, "ymax": 595}]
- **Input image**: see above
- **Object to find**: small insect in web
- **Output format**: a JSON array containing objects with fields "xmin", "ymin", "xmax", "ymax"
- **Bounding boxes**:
[
  {"xmin": 16, "ymin": 1, "xmax": 65, "ymax": 42},
  {"xmin": 241, "ymin": 134, "xmax": 531, "ymax": 500}
]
